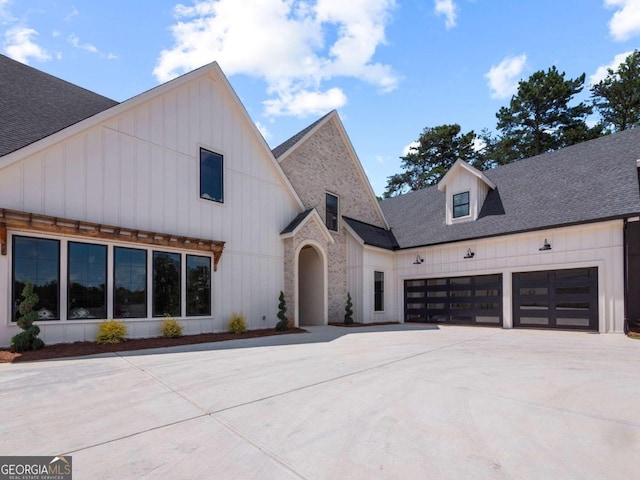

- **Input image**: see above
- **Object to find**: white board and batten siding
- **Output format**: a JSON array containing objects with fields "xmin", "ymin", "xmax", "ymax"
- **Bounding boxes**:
[
  {"xmin": 346, "ymin": 230, "xmax": 398, "ymax": 324},
  {"xmin": 396, "ymin": 221, "xmax": 625, "ymax": 332},
  {"xmin": 0, "ymin": 73, "xmax": 300, "ymax": 346}
]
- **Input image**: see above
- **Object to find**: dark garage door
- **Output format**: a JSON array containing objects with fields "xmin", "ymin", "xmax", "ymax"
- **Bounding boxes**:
[
  {"xmin": 405, "ymin": 274, "xmax": 502, "ymax": 326},
  {"xmin": 513, "ymin": 267, "xmax": 598, "ymax": 330}
]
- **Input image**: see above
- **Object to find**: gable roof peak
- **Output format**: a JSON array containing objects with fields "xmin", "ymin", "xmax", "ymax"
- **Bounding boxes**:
[
  {"xmin": 271, "ymin": 110, "xmax": 336, "ymax": 159},
  {"xmin": 437, "ymin": 158, "xmax": 497, "ymax": 192}
]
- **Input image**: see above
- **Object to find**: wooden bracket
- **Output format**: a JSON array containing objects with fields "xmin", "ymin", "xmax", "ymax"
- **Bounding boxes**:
[
  {"xmin": 213, "ymin": 245, "xmax": 224, "ymax": 272},
  {"xmin": 0, "ymin": 222, "xmax": 6, "ymax": 255}
]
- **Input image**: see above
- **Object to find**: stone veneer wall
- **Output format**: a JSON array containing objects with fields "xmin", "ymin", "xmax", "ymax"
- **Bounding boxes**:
[
  {"xmin": 283, "ymin": 218, "xmax": 331, "ymax": 325},
  {"xmin": 280, "ymin": 119, "xmax": 387, "ymax": 322}
]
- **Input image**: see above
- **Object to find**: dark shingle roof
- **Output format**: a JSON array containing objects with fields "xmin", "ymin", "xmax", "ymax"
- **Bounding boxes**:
[
  {"xmin": 0, "ymin": 54, "xmax": 118, "ymax": 157},
  {"xmin": 281, "ymin": 209, "xmax": 314, "ymax": 234},
  {"xmin": 380, "ymin": 127, "xmax": 640, "ymax": 249},
  {"xmin": 272, "ymin": 111, "xmax": 334, "ymax": 159},
  {"xmin": 343, "ymin": 217, "xmax": 399, "ymax": 250}
]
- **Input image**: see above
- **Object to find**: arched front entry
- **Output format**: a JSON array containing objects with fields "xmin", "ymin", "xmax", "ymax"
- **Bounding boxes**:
[{"xmin": 296, "ymin": 242, "xmax": 328, "ymax": 326}]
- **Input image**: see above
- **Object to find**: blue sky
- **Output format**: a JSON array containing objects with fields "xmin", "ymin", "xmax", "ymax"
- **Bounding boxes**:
[{"xmin": 2, "ymin": 0, "xmax": 639, "ymax": 195}]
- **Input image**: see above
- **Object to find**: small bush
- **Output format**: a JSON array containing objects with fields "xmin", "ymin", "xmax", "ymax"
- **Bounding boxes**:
[
  {"xmin": 275, "ymin": 291, "xmax": 288, "ymax": 331},
  {"xmin": 96, "ymin": 320, "xmax": 127, "ymax": 344},
  {"xmin": 161, "ymin": 317, "xmax": 183, "ymax": 338},
  {"xmin": 228, "ymin": 312, "xmax": 247, "ymax": 334},
  {"xmin": 344, "ymin": 292, "xmax": 354, "ymax": 325},
  {"xmin": 11, "ymin": 281, "xmax": 45, "ymax": 352},
  {"xmin": 12, "ymin": 325, "xmax": 44, "ymax": 352}
]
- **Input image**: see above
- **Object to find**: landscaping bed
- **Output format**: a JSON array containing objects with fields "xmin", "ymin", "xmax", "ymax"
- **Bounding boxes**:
[{"xmin": 0, "ymin": 327, "xmax": 307, "ymax": 363}]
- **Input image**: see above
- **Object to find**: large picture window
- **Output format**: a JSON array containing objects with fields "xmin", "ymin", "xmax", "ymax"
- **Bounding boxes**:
[
  {"xmin": 153, "ymin": 251, "xmax": 181, "ymax": 317},
  {"xmin": 326, "ymin": 193, "xmax": 338, "ymax": 231},
  {"xmin": 186, "ymin": 255, "xmax": 211, "ymax": 316},
  {"xmin": 12, "ymin": 236, "xmax": 60, "ymax": 321},
  {"xmin": 374, "ymin": 271, "xmax": 384, "ymax": 312},
  {"xmin": 68, "ymin": 242, "xmax": 107, "ymax": 319},
  {"xmin": 200, "ymin": 148, "xmax": 224, "ymax": 203},
  {"xmin": 114, "ymin": 247, "xmax": 147, "ymax": 318}
]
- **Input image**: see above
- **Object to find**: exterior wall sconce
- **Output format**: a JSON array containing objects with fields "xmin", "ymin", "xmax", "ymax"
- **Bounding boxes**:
[
  {"xmin": 413, "ymin": 254, "xmax": 424, "ymax": 264},
  {"xmin": 539, "ymin": 239, "xmax": 552, "ymax": 251},
  {"xmin": 464, "ymin": 248, "xmax": 475, "ymax": 259}
]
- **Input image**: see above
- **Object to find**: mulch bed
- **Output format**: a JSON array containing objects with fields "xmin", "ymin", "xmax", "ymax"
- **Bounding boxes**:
[
  {"xmin": 0, "ymin": 328, "xmax": 307, "ymax": 364},
  {"xmin": 328, "ymin": 321, "xmax": 400, "ymax": 328}
]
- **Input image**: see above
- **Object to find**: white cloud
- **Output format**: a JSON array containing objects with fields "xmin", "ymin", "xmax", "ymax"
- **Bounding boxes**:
[
  {"xmin": 472, "ymin": 137, "xmax": 486, "ymax": 153},
  {"xmin": 68, "ymin": 33, "xmax": 97, "ymax": 53},
  {"xmin": 484, "ymin": 54, "xmax": 527, "ymax": 99},
  {"xmin": 4, "ymin": 26, "xmax": 51, "ymax": 64},
  {"xmin": 434, "ymin": 0, "xmax": 457, "ymax": 29},
  {"xmin": 154, "ymin": 0, "xmax": 398, "ymax": 118},
  {"xmin": 605, "ymin": 0, "xmax": 640, "ymax": 41},
  {"xmin": 255, "ymin": 121, "xmax": 271, "ymax": 139},
  {"xmin": 264, "ymin": 87, "xmax": 347, "ymax": 117},
  {"xmin": 64, "ymin": 7, "xmax": 79, "ymax": 22},
  {"xmin": 68, "ymin": 33, "xmax": 118, "ymax": 59},
  {"xmin": 402, "ymin": 141, "xmax": 419, "ymax": 156},
  {"xmin": 0, "ymin": 0, "xmax": 14, "ymax": 24},
  {"xmin": 589, "ymin": 50, "xmax": 634, "ymax": 84}
]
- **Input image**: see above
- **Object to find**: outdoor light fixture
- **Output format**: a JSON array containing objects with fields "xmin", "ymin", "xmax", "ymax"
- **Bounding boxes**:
[
  {"xmin": 413, "ymin": 254, "xmax": 424, "ymax": 264},
  {"xmin": 539, "ymin": 239, "xmax": 552, "ymax": 251},
  {"xmin": 464, "ymin": 248, "xmax": 475, "ymax": 259}
]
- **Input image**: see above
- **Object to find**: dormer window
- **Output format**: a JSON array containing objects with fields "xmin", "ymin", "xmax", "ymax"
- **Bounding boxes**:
[{"xmin": 453, "ymin": 191, "xmax": 470, "ymax": 218}]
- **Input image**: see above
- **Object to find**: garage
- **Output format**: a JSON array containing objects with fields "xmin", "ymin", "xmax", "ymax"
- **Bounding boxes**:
[
  {"xmin": 512, "ymin": 267, "xmax": 598, "ymax": 330},
  {"xmin": 405, "ymin": 274, "xmax": 502, "ymax": 326}
]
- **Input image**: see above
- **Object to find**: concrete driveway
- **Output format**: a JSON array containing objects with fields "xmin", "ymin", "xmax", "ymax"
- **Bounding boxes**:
[{"xmin": 1, "ymin": 324, "xmax": 639, "ymax": 479}]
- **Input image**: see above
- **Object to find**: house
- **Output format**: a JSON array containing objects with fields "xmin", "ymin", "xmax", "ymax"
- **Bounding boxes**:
[{"xmin": 1, "ymin": 54, "xmax": 639, "ymax": 347}]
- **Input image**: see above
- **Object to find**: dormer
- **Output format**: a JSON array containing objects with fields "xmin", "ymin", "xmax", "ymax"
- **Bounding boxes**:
[{"xmin": 438, "ymin": 159, "xmax": 496, "ymax": 225}]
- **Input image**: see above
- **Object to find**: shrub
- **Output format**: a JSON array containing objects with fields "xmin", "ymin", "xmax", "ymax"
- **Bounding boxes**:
[
  {"xmin": 228, "ymin": 312, "xmax": 247, "ymax": 334},
  {"xmin": 161, "ymin": 317, "xmax": 183, "ymax": 338},
  {"xmin": 275, "ymin": 291, "xmax": 288, "ymax": 331},
  {"xmin": 11, "ymin": 281, "xmax": 45, "ymax": 352},
  {"xmin": 344, "ymin": 292, "xmax": 354, "ymax": 325},
  {"xmin": 96, "ymin": 320, "xmax": 127, "ymax": 344}
]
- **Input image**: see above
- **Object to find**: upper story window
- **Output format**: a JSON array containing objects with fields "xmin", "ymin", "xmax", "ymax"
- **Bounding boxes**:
[
  {"xmin": 453, "ymin": 191, "xmax": 470, "ymax": 218},
  {"xmin": 200, "ymin": 148, "xmax": 224, "ymax": 203},
  {"xmin": 326, "ymin": 192, "xmax": 339, "ymax": 231}
]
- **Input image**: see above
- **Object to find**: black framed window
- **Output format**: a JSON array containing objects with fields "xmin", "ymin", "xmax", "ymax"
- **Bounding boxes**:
[
  {"xmin": 374, "ymin": 271, "xmax": 384, "ymax": 311},
  {"xmin": 186, "ymin": 255, "xmax": 211, "ymax": 316},
  {"xmin": 453, "ymin": 191, "xmax": 470, "ymax": 218},
  {"xmin": 153, "ymin": 251, "xmax": 181, "ymax": 317},
  {"xmin": 200, "ymin": 148, "xmax": 224, "ymax": 203},
  {"xmin": 326, "ymin": 193, "xmax": 338, "ymax": 231},
  {"xmin": 68, "ymin": 242, "xmax": 107, "ymax": 319},
  {"xmin": 12, "ymin": 236, "xmax": 60, "ymax": 321},
  {"xmin": 114, "ymin": 247, "xmax": 147, "ymax": 318}
]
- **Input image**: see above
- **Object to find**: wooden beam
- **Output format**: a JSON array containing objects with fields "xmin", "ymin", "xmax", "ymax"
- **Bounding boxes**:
[
  {"xmin": 0, "ymin": 222, "xmax": 6, "ymax": 256},
  {"xmin": 0, "ymin": 208, "xmax": 225, "ymax": 261}
]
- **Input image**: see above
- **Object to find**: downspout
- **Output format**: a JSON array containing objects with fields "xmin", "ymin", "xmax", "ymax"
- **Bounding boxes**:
[{"xmin": 623, "ymin": 218, "xmax": 629, "ymax": 334}]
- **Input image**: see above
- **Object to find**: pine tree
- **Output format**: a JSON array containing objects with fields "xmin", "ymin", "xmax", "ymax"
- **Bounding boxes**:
[{"xmin": 591, "ymin": 50, "xmax": 640, "ymax": 132}]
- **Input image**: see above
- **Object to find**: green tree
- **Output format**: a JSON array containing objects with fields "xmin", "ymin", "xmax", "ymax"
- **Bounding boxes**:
[
  {"xmin": 495, "ymin": 66, "xmax": 594, "ymax": 162},
  {"xmin": 383, "ymin": 124, "xmax": 476, "ymax": 197},
  {"xmin": 591, "ymin": 50, "xmax": 640, "ymax": 132}
]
